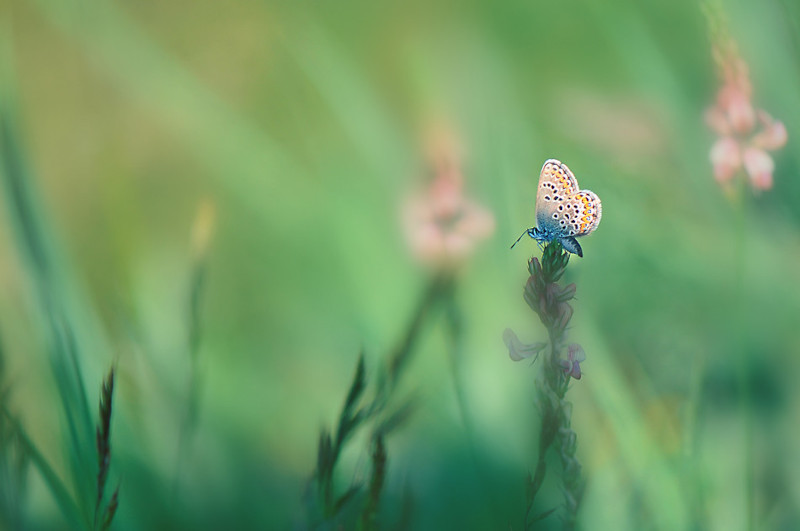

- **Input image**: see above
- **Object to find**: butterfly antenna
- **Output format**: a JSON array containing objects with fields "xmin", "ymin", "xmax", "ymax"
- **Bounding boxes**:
[{"xmin": 510, "ymin": 229, "xmax": 529, "ymax": 249}]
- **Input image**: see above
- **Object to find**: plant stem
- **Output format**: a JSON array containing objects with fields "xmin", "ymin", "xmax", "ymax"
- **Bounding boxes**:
[
  {"xmin": 732, "ymin": 187, "xmax": 754, "ymax": 531},
  {"xmin": 443, "ymin": 285, "xmax": 503, "ymax": 527},
  {"xmin": 382, "ymin": 273, "xmax": 451, "ymax": 399},
  {"xmin": 173, "ymin": 260, "xmax": 207, "ymax": 497}
]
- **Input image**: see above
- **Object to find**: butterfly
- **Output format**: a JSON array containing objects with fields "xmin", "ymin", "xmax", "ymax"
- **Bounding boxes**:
[{"xmin": 511, "ymin": 159, "xmax": 602, "ymax": 257}]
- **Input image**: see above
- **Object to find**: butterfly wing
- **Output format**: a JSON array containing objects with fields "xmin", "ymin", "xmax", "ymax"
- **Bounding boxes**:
[
  {"xmin": 539, "ymin": 159, "xmax": 579, "ymax": 196},
  {"xmin": 561, "ymin": 190, "xmax": 602, "ymax": 237},
  {"xmin": 559, "ymin": 236, "xmax": 583, "ymax": 257},
  {"xmin": 535, "ymin": 159, "xmax": 580, "ymax": 238}
]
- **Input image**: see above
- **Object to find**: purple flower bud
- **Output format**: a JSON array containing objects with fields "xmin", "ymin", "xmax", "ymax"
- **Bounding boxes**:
[
  {"xmin": 546, "ymin": 283, "xmax": 558, "ymax": 307},
  {"xmin": 556, "ymin": 303, "xmax": 573, "ymax": 331},
  {"xmin": 557, "ymin": 283, "xmax": 577, "ymax": 302},
  {"xmin": 559, "ymin": 343, "xmax": 586, "ymax": 380}
]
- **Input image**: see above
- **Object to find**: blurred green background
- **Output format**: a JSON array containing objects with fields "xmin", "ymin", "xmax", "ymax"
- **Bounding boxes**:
[{"xmin": 1, "ymin": 0, "xmax": 800, "ymax": 529}]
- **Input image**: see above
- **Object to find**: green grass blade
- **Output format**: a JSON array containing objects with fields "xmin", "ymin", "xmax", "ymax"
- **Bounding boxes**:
[{"xmin": 2, "ymin": 407, "xmax": 83, "ymax": 528}]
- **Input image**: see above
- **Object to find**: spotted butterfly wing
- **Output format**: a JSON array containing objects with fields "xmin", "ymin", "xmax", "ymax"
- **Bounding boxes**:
[
  {"xmin": 563, "ymin": 190, "xmax": 602, "ymax": 237},
  {"xmin": 531, "ymin": 159, "xmax": 602, "ymax": 257},
  {"xmin": 535, "ymin": 159, "xmax": 580, "ymax": 235}
]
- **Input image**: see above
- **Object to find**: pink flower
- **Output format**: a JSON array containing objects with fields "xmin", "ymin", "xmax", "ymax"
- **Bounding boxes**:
[
  {"xmin": 709, "ymin": 137, "xmax": 740, "ymax": 184},
  {"xmin": 558, "ymin": 344, "xmax": 586, "ymax": 380},
  {"xmin": 705, "ymin": 106, "xmax": 732, "ymax": 137},
  {"xmin": 743, "ymin": 147, "xmax": 774, "ymax": 191},
  {"xmin": 752, "ymin": 111, "xmax": 788, "ymax": 150},
  {"xmin": 716, "ymin": 83, "xmax": 755, "ymax": 134},
  {"xmin": 403, "ymin": 128, "xmax": 495, "ymax": 269},
  {"xmin": 706, "ymin": 40, "xmax": 786, "ymax": 193}
]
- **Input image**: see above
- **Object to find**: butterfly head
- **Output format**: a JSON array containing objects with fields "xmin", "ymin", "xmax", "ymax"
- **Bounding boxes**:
[{"xmin": 510, "ymin": 227, "xmax": 545, "ymax": 250}]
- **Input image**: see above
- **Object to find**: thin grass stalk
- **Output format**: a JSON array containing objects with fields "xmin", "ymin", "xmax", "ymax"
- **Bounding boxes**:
[
  {"xmin": 173, "ymin": 259, "xmax": 208, "ymax": 495},
  {"xmin": 94, "ymin": 368, "xmax": 114, "ymax": 526},
  {"xmin": 383, "ymin": 273, "xmax": 451, "ymax": 397},
  {"xmin": 100, "ymin": 487, "xmax": 119, "ymax": 531},
  {"xmin": 314, "ymin": 352, "xmax": 368, "ymax": 520},
  {"xmin": 360, "ymin": 434, "xmax": 387, "ymax": 531},
  {"xmin": 173, "ymin": 200, "xmax": 214, "ymax": 497},
  {"xmin": 311, "ymin": 275, "xmax": 447, "ymax": 527}
]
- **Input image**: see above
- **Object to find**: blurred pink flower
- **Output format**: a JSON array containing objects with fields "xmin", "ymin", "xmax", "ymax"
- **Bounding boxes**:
[
  {"xmin": 709, "ymin": 137, "xmax": 740, "ymax": 184},
  {"xmin": 706, "ymin": 42, "xmax": 787, "ymax": 193},
  {"xmin": 743, "ymin": 147, "xmax": 774, "ymax": 191},
  {"xmin": 403, "ymin": 129, "xmax": 495, "ymax": 269},
  {"xmin": 752, "ymin": 111, "xmax": 788, "ymax": 150}
]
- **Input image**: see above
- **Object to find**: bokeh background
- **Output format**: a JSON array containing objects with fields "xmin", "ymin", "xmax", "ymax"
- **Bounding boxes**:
[{"xmin": 1, "ymin": 0, "xmax": 800, "ymax": 529}]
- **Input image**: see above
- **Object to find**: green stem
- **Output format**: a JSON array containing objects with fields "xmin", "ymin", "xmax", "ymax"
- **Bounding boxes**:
[
  {"xmin": 382, "ymin": 273, "xmax": 450, "ymax": 399},
  {"xmin": 683, "ymin": 346, "xmax": 707, "ymax": 528},
  {"xmin": 443, "ymin": 285, "xmax": 503, "ymax": 527},
  {"xmin": 360, "ymin": 434, "xmax": 386, "ymax": 531},
  {"xmin": 732, "ymin": 187, "xmax": 754, "ymax": 531},
  {"xmin": 173, "ymin": 260, "xmax": 207, "ymax": 497},
  {"xmin": 315, "ymin": 274, "xmax": 446, "ymax": 526},
  {"xmin": 522, "ymin": 244, "xmax": 582, "ymax": 528},
  {"xmin": 525, "ymin": 338, "xmax": 567, "ymax": 529}
]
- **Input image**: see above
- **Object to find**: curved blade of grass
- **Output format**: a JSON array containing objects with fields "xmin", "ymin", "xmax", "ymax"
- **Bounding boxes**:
[{"xmin": 1, "ymin": 407, "xmax": 83, "ymax": 528}]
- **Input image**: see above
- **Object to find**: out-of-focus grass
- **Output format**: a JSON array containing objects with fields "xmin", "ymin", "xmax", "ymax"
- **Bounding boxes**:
[
  {"xmin": 0, "ymin": 32, "xmax": 102, "ymax": 527},
  {"xmin": 1, "ymin": 0, "xmax": 800, "ymax": 529}
]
